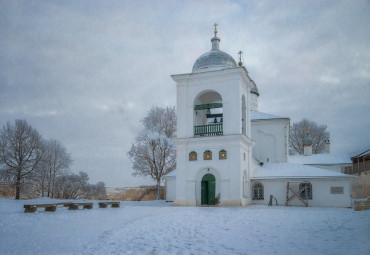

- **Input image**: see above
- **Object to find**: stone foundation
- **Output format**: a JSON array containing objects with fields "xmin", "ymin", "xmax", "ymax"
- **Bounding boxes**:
[{"xmin": 354, "ymin": 197, "xmax": 370, "ymax": 211}]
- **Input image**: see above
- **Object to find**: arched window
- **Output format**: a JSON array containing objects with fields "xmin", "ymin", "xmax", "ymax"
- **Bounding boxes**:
[
  {"xmin": 193, "ymin": 91, "xmax": 223, "ymax": 136},
  {"xmin": 299, "ymin": 182, "xmax": 312, "ymax": 200},
  {"xmin": 252, "ymin": 182, "xmax": 264, "ymax": 200}
]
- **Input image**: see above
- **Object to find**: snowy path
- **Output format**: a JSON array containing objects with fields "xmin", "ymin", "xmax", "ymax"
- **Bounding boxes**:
[{"xmin": 0, "ymin": 198, "xmax": 369, "ymax": 255}]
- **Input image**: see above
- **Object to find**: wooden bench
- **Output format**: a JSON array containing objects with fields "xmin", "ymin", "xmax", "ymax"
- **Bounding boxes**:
[
  {"xmin": 98, "ymin": 201, "xmax": 120, "ymax": 208},
  {"xmin": 56, "ymin": 202, "xmax": 73, "ymax": 207},
  {"xmin": 67, "ymin": 202, "xmax": 93, "ymax": 210},
  {"xmin": 24, "ymin": 202, "xmax": 93, "ymax": 212},
  {"xmin": 24, "ymin": 204, "xmax": 58, "ymax": 213}
]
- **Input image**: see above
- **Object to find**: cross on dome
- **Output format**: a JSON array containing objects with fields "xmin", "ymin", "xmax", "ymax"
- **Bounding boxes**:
[
  {"xmin": 238, "ymin": 51, "xmax": 243, "ymax": 66},
  {"xmin": 191, "ymin": 24, "xmax": 237, "ymax": 72}
]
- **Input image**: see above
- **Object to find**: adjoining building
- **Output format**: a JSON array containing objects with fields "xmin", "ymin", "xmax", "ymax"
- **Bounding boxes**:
[
  {"xmin": 346, "ymin": 148, "xmax": 370, "ymax": 174},
  {"xmin": 163, "ymin": 26, "xmax": 353, "ymax": 207}
]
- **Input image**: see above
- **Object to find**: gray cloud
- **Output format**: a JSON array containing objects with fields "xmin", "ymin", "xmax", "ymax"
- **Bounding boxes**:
[{"xmin": 1, "ymin": 0, "xmax": 369, "ymax": 186}]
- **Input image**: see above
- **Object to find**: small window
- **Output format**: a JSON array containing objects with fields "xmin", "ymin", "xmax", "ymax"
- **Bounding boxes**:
[
  {"xmin": 204, "ymin": 150, "xmax": 212, "ymax": 160},
  {"xmin": 252, "ymin": 182, "xmax": 264, "ymax": 200},
  {"xmin": 189, "ymin": 151, "xmax": 197, "ymax": 161},
  {"xmin": 300, "ymin": 182, "xmax": 312, "ymax": 200},
  {"xmin": 219, "ymin": 149, "xmax": 227, "ymax": 160},
  {"xmin": 330, "ymin": 187, "xmax": 344, "ymax": 194}
]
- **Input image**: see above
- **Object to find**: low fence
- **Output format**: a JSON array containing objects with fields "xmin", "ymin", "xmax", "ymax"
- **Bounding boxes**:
[
  {"xmin": 107, "ymin": 186, "xmax": 165, "ymax": 201},
  {"xmin": 354, "ymin": 197, "xmax": 370, "ymax": 211},
  {"xmin": 0, "ymin": 182, "xmax": 14, "ymax": 198},
  {"xmin": 0, "ymin": 182, "xmax": 10, "ymax": 187}
]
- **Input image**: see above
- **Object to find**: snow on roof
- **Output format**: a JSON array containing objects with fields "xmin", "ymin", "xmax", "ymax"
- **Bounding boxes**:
[
  {"xmin": 289, "ymin": 153, "xmax": 352, "ymax": 165},
  {"xmin": 251, "ymin": 111, "xmax": 288, "ymax": 121},
  {"xmin": 252, "ymin": 162, "xmax": 353, "ymax": 179},
  {"xmin": 163, "ymin": 170, "xmax": 176, "ymax": 178}
]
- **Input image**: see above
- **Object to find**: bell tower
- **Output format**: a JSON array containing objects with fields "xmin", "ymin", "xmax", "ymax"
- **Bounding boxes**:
[{"xmin": 172, "ymin": 26, "xmax": 256, "ymax": 206}]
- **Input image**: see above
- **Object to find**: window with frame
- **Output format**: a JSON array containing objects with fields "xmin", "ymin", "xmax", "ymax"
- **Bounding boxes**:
[
  {"xmin": 252, "ymin": 182, "xmax": 264, "ymax": 200},
  {"xmin": 299, "ymin": 182, "xmax": 312, "ymax": 200},
  {"xmin": 219, "ymin": 149, "xmax": 227, "ymax": 160},
  {"xmin": 204, "ymin": 150, "xmax": 212, "ymax": 160},
  {"xmin": 189, "ymin": 151, "xmax": 197, "ymax": 161},
  {"xmin": 330, "ymin": 187, "xmax": 344, "ymax": 194}
]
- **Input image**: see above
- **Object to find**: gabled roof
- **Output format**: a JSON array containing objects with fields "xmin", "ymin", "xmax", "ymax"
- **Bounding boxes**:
[
  {"xmin": 251, "ymin": 111, "xmax": 289, "ymax": 121},
  {"xmin": 289, "ymin": 153, "xmax": 352, "ymax": 165},
  {"xmin": 349, "ymin": 148, "xmax": 370, "ymax": 158},
  {"xmin": 252, "ymin": 162, "xmax": 353, "ymax": 180}
]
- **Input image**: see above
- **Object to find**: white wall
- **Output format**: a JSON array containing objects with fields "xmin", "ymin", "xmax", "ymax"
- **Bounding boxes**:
[
  {"xmin": 164, "ymin": 178, "xmax": 176, "ymax": 202},
  {"xmin": 172, "ymin": 67, "xmax": 256, "ymax": 206},
  {"xmin": 172, "ymin": 68, "xmax": 254, "ymax": 139},
  {"xmin": 251, "ymin": 93, "xmax": 258, "ymax": 111},
  {"xmin": 251, "ymin": 178, "xmax": 352, "ymax": 208},
  {"xmin": 251, "ymin": 119, "xmax": 289, "ymax": 163},
  {"xmin": 174, "ymin": 135, "xmax": 254, "ymax": 206}
]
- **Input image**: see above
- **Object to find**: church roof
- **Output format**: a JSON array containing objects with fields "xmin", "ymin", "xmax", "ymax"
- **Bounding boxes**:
[
  {"xmin": 192, "ymin": 48, "xmax": 237, "ymax": 72},
  {"xmin": 252, "ymin": 162, "xmax": 353, "ymax": 179},
  {"xmin": 251, "ymin": 111, "xmax": 288, "ymax": 121},
  {"xmin": 192, "ymin": 27, "xmax": 237, "ymax": 73},
  {"xmin": 289, "ymin": 153, "xmax": 352, "ymax": 165},
  {"xmin": 349, "ymin": 147, "xmax": 370, "ymax": 158},
  {"xmin": 165, "ymin": 162, "xmax": 353, "ymax": 180}
]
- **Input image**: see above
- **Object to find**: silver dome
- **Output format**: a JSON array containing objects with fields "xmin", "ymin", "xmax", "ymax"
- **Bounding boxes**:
[{"xmin": 192, "ymin": 36, "xmax": 237, "ymax": 72}]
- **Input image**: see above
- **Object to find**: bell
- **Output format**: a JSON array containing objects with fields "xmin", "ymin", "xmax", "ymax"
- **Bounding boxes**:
[
  {"xmin": 220, "ymin": 117, "xmax": 223, "ymax": 123},
  {"xmin": 206, "ymin": 109, "xmax": 211, "ymax": 114},
  {"xmin": 214, "ymin": 118, "xmax": 217, "ymax": 123}
]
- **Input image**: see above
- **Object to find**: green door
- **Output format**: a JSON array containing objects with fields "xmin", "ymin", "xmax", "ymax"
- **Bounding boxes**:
[
  {"xmin": 201, "ymin": 174, "xmax": 216, "ymax": 205},
  {"xmin": 201, "ymin": 181, "xmax": 208, "ymax": 205}
]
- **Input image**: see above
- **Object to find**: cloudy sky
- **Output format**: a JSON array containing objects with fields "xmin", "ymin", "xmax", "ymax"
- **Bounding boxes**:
[{"xmin": 1, "ymin": 0, "xmax": 369, "ymax": 187}]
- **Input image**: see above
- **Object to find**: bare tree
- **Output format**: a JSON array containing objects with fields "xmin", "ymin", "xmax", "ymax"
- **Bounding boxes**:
[
  {"xmin": 289, "ymin": 118, "xmax": 330, "ymax": 155},
  {"xmin": 35, "ymin": 139, "xmax": 72, "ymax": 197},
  {"xmin": 128, "ymin": 106, "xmax": 176, "ymax": 200},
  {"xmin": 0, "ymin": 120, "xmax": 44, "ymax": 199},
  {"xmin": 53, "ymin": 171, "xmax": 105, "ymax": 199},
  {"xmin": 53, "ymin": 171, "xmax": 88, "ymax": 199}
]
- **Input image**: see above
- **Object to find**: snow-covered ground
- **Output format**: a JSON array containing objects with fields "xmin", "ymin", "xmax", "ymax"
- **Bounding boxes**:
[{"xmin": 0, "ymin": 198, "xmax": 369, "ymax": 255}]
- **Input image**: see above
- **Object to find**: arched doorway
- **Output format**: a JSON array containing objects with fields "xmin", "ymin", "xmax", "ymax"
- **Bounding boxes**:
[{"xmin": 201, "ymin": 174, "xmax": 216, "ymax": 205}]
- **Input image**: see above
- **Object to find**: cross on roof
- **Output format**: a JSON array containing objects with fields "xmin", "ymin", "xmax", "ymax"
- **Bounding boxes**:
[{"xmin": 214, "ymin": 23, "xmax": 218, "ymax": 36}]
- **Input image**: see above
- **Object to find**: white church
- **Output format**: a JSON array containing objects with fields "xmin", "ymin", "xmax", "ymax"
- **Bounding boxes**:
[{"xmin": 163, "ymin": 26, "xmax": 353, "ymax": 207}]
